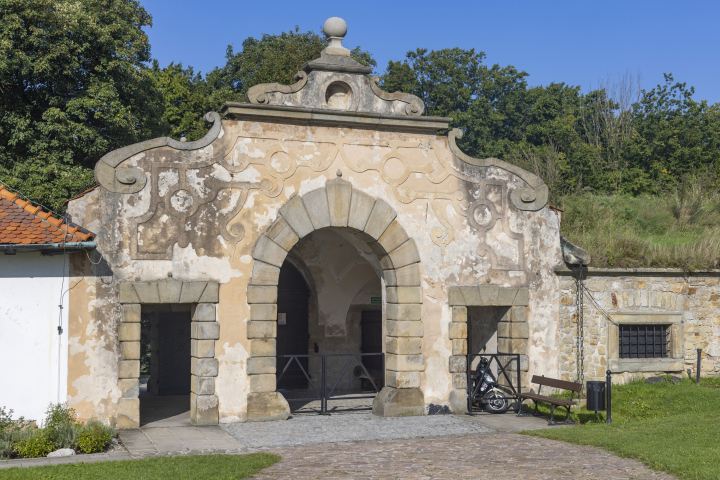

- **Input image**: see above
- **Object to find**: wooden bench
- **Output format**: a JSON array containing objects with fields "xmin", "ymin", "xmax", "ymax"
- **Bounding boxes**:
[{"xmin": 517, "ymin": 375, "xmax": 582, "ymax": 425}]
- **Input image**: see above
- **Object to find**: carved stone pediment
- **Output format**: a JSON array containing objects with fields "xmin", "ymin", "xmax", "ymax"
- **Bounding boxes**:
[{"xmin": 244, "ymin": 18, "xmax": 424, "ymax": 117}]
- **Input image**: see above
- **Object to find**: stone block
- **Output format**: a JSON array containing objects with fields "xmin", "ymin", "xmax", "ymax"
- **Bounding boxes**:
[
  {"xmin": 497, "ymin": 337, "xmax": 527, "ymax": 354},
  {"xmin": 386, "ymin": 286, "xmax": 422, "ymax": 304},
  {"xmin": 452, "ymin": 306, "xmax": 467, "ymax": 323},
  {"xmin": 363, "ymin": 198, "xmax": 397, "ymax": 239},
  {"xmin": 190, "ymin": 393, "xmax": 218, "ymax": 425},
  {"xmin": 251, "ymin": 339, "xmax": 276, "ymax": 357},
  {"xmin": 121, "ymin": 304, "xmax": 141, "ymax": 323},
  {"xmin": 247, "ymin": 357, "xmax": 276, "ymax": 374},
  {"xmin": 302, "ymin": 188, "xmax": 331, "ymax": 230},
  {"xmin": 118, "ymin": 360, "xmax": 140, "ymax": 379},
  {"xmin": 386, "ymin": 371, "xmax": 421, "ymax": 389},
  {"xmin": 497, "ymin": 287, "xmax": 518, "ymax": 306},
  {"xmin": 449, "ymin": 388, "xmax": 467, "ymax": 414},
  {"xmin": 326, "ymin": 177, "xmax": 352, "ymax": 227},
  {"xmin": 121, "ymin": 341, "xmax": 140, "ymax": 360},
  {"xmin": 394, "ymin": 263, "xmax": 421, "ymax": 286},
  {"xmin": 514, "ymin": 288, "xmax": 530, "ymax": 306},
  {"xmin": 249, "ymin": 373, "xmax": 276, "ymax": 392},
  {"xmin": 191, "ymin": 375, "xmax": 215, "ymax": 395},
  {"xmin": 191, "ymin": 358, "xmax": 218, "ymax": 377},
  {"xmin": 458, "ymin": 286, "xmax": 481, "ymax": 305},
  {"xmin": 386, "ymin": 354, "xmax": 425, "ymax": 372},
  {"xmin": 449, "ymin": 322, "xmax": 467, "ymax": 339},
  {"xmin": 191, "ymin": 339, "xmax": 215, "ymax": 358},
  {"xmin": 377, "ymin": 220, "xmax": 409, "ymax": 254},
  {"xmin": 384, "ymin": 269, "xmax": 398, "ymax": 286},
  {"xmin": 388, "ymin": 240, "xmax": 420, "ymax": 269},
  {"xmin": 192, "ymin": 303, "xmax": 216, "ymax": 322},
  {"xmin": 511, "ymin": 305, "xmax": 527, "ymax": 323},
  {"xmin": 133, "ymin": 282, "xmax": 160, "ymax": 303},
  {"xmin": 386, "ymin": 303, "xmax": 421, "ymax": 321},
  {"xmin": 449, "ymin": 355, "xmax": 467, "ymax": 373},
  {"xmin": 250, "ymin": 303, "xmax": 278, "ymax": 321},
  {"xmin": 191, "ymin": 322, "xmax": 220, "ymax": 340},
  {"xmin": 386, "ymin": 320, "xmax": 423, "ymax": 337},
  {"xmin": 116, "ymin": 398, "xmax": 139, "ymax": 429},
  {"xmin": 478, "ymin": 285, "xmax": 499, "ymax": 306},
  {"xmin": 279, "ymin": 195, "xmax": 314, "ymax": 238},
  {"xmin": 347, "ymin": 189, "xmax": 375, "ymax": 231},
  {"xmin": 179, "ymin": 282, "xmax": 206, "ymax": 303},
  {"xmin": 372, "ymin": 387, "xmax": 424, "ymax": 417},
  {"xmin": 251, "ymin": 261, "xmax": 281, "ymax": 286},
  {"xmin": 247, "ymin": 321, "xmax": 277, "ymax": 339},
  {"xmin": 118, "ymin": 284, "xmax": 140, "ymax": 304},
  {"xmin": 498, "ymin": 321, "xmax": 529, "ymax": 339},
  {"xmin": 252, "ymin": 235, "xmax": 288, "ymax": 268},
  {"xmin": 118, "ymin": 379, "xmax": 139, "ymax": 399},
  {"xmin": 452, "ymin": 374, "xmax": 467, "ymax": 390},
  {"xmin": 246, "ymin": 392, "xmax": 290, "ymax": 422},
  {"xmin": 452, "ymin": 339, "xmax": 467, "ymax": 356},
  {"xmin": 448, "ymin": 287, "xmax": 465, "ymax": 306},
  {"xmin": 158, "ymin": 279, "xmax": 182, "ymax": 303},
  {"xmin": 246, "ymin": 285, "xmax": 278, "ymax": 304},
  {"xmin": 265, "ymin": 217, "xmax": 299, "ymax": 251},
  {"xmin": 198, "ymin": 282, "xmax": 219, "ymax": 303},
  {"xmin": 118, "ymin": 323, "xmax": 140, "ymax": 342},
  {"xmin": 386, "ymin": 337, "xmax": 422, "ymax": 355}
]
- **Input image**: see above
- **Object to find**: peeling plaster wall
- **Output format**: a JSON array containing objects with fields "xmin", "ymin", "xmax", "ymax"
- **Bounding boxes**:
[
  {"xmin": 67, "ymin": 119, "xmax": 562, "ymax": 423},
  {"xmin": 0, "ymin": 253, "xmax": 69, "ymax": 422}
]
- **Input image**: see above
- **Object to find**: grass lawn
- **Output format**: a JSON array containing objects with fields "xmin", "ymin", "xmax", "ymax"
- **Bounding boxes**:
[
  {"xmin": 0, "ymin": 453, "xmax": 280, "ymax": 479},
  {"xmin": 524, "ymin": 377, "xmax": 720, "ymax": 480}
]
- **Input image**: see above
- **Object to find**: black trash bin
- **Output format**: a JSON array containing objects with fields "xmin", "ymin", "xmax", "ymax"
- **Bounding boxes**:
[{"xmin": 586, "ymin": 381, "xmax": 606, "ymax": 412}]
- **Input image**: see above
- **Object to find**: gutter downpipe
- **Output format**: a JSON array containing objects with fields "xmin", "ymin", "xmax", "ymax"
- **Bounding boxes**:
[{"xmin": 0, "ymin": 241, "xmax": 97, "ymax": 254}]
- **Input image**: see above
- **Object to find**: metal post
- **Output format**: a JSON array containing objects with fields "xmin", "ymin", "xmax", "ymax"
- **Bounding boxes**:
[
  {"xmin": 697, "ymin": 349, "xmax": 702, "ymax": 385},
  {"xmin": 466, "ymin": 354, "xmax": 472, "ymax": 414},
  {"xmin": 605, "ymin": 370, "xmax": 612, "ymax": 424},
  {"xmin": 321, "ymin": 355, "xmax": 327, "ymax": 414}
]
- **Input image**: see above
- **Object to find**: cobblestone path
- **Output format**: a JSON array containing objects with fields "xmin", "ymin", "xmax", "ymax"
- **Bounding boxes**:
[{"xmin": 253, "ymin": 433, "xmax": 676, "ymax": 480}]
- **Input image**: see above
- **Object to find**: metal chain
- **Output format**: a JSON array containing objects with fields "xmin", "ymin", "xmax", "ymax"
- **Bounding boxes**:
[{"xmin": 575, "ymin": 262, "xmax": 585, "ymax": 396}]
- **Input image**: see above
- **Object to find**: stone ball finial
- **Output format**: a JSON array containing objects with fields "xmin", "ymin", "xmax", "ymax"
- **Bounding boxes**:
[{"xmin": 323, "ymin": 17, "xmax": 347, "ymax": 39}]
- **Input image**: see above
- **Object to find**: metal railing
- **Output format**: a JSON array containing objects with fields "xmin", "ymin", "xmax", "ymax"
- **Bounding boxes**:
[
  {"xmin": 277, "ymin": 353, "xmax": 384, "ymax": 414},
  {"xmin": 466, "ymin": 353, "xmax": 521, "ymax": 414}
]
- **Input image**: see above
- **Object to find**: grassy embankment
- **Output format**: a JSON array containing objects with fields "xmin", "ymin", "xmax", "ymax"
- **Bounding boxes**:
[
  {"xmin": 0, "ymin": 453, "xmax": 280, "ymax": 479},
  {"xmin": 524, "ymin": 377, "xmax": 720, "ymax": 480},
  {"xmin": 559, "ymin": 192, "xmax": 720, "ymax": 270}
]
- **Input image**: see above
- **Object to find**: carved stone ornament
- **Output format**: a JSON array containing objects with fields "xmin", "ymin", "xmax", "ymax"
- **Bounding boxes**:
[
  {"xmin": 94, "ymin": 112, "xmax": 222, "ymax": 194},
  {"xmin": 448, "ymin": 129, "xmax": 549, "ymax": 212},
  {"xmin": 244, "ymin": 18, "xmax": 425, "ymax": 117}
]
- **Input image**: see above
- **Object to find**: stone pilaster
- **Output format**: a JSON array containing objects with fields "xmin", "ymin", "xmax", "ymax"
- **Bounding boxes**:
[{"xmin": 190, "ymin": 303, "xmax": 219, "ymax": 425}]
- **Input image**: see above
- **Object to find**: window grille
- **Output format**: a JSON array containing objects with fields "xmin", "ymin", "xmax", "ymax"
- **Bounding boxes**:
[{"xmin": 619, "ymin": 324, "xmax": 669, "ymax": 359}]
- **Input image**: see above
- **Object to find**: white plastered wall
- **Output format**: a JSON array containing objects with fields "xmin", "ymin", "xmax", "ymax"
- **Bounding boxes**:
[{"xmin": 0, "ymin": 252, "xmax": 69, "ymax": 422}]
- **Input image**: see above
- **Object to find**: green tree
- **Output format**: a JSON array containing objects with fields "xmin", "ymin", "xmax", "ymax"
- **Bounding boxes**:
[{"xmin": 0, "ymin": 0, "xmax": 162, "ymax": 211}]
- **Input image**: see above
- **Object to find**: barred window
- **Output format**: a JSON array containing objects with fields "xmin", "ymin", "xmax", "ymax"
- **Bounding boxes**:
[{"xmin": 619, "ymin": 324, "xmax": 669, "ymax": 359}]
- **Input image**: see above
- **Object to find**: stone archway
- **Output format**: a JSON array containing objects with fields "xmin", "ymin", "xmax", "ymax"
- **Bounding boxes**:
[{"xmin": 245, "ymin": 176, "xmax": 425, "ymax": 421}]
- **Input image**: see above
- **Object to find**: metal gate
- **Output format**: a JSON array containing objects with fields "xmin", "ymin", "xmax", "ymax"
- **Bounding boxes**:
[
  {"xmin": 466, "ymin": 353, "xmax": 522, "ymax": 414},
  {"xmin": 277, "ymin": 353, "xmax": 384, "ymax": 414}
]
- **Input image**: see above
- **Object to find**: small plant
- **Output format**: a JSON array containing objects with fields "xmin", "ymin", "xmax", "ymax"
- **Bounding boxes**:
[
  {"xmin": 13, "ymin": 430, "xmax": 56, "ymax": 458},
  {"xmin": 77, "ymin": 420, "xmax": 115, "ymax": 454}
]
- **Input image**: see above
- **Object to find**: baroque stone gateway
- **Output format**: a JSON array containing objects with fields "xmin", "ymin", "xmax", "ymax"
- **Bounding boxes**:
[{"xmin": 60, "ymin": 18, "xmax": 718, "ymax": 428}]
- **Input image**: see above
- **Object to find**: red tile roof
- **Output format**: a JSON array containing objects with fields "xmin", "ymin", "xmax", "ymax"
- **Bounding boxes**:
[{"xmin": 0, "ymin": 185, "xmax": 94, "ymax": 245}]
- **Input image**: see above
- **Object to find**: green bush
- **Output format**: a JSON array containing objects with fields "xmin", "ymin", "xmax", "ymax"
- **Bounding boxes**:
[
  {"xmin": 76, "ymin": 420, "xmax": 115, "ymax": 454},
  {"xmin": 12, "ymin": 430, "xmax": 56, "ymax": 458},
  {"xmin": 42, "ymin": 403, "xmax": 83, "ymax": 450}
]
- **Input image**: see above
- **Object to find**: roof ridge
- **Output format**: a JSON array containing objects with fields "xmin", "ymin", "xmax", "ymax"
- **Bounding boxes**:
[{"xmin": 0, "ymin": 185, "xmax": 94, "ymax": 243}]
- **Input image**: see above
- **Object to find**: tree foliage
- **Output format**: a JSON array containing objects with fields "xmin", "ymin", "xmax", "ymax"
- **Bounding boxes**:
[{"xmin": 0, "ymin": 0, "xmax": 162, "ymax": 211}]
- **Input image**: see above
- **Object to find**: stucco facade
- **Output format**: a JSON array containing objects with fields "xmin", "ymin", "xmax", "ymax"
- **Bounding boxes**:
[{"xmin": 64, "ymin": 18, "xmax": 564, "ymax": 427}]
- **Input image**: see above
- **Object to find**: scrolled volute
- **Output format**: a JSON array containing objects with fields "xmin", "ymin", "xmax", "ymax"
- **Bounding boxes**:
[
  {"xmin": 245, "ymin": 71, "xmax": 309, "ymax": 105},
  {"xmin": 369, "ymin": 77, "xmax": 424, "ymax": 116},
  {"xmin": 448, "ymin": 128, "xmax": 549, "ymax": 212},
  {"xmin": 95, "ymin": 112, "xmax": 222, "ymax": 194}
]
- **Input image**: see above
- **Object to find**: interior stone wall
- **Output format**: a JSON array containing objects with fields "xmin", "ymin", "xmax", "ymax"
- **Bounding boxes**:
[{"xmin": 557, "ymin": 269, "xmax": 720, "ymax": 384}]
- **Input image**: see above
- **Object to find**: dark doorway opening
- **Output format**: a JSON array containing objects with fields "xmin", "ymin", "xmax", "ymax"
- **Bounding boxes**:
[
  {"xmin": 276, "ymin": 261, "xmax": 310, "ymax": 390},
  {"xmin": 360, "ymin": 310, "xmax": 383, "ymax": 390},
  {"xmin": 139, "ymin": 305, "xmax": 192, "ymax": 426}
]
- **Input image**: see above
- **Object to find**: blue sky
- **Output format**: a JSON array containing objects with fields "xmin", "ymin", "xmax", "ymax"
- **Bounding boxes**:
[{"xmin": 144, "ymin": 0, "xmax": 720, "ymax": 104}]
